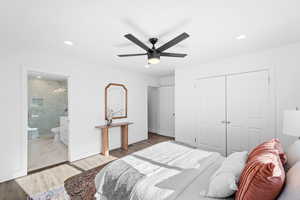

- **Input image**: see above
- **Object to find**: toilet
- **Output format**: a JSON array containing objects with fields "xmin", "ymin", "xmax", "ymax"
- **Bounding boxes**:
[
  {"xmin": 28, "ymin": 127, "xmax": 39, "ymax": 139},
  {"xmin": 51, "ymin": 127, "xmax": 60, "ymax": 142}
]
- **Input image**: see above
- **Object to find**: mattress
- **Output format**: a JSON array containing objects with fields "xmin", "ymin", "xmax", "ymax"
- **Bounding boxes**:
[{"xmin": 95, "ymin": 141, "xmax": 233, "ymax": 200}]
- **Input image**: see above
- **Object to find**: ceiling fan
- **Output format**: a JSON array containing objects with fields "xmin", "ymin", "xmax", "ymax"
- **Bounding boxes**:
[{"xmin": 118, "ymin": 32, "xmax": 189, "ymax": 64}]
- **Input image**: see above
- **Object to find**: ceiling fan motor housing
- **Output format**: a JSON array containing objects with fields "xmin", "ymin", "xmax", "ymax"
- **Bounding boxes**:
[{"xmin": 148, "ymin": 51, "xmax": 160, "ymax": 59}]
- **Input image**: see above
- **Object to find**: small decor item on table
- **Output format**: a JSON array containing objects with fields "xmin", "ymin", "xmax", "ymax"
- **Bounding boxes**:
[
  {"xmin": 105, "ymin": 108, "xmax": 124, "ymax": 126},
  {"xmin": 106, "ymin": 109, "xmax": 113, "ymax": 126}
]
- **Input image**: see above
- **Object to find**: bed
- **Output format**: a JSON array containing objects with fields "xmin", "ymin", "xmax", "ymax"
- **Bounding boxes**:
[{"xmin": 94, "ymin": 141, "xmax": 233, "ymax": 200}]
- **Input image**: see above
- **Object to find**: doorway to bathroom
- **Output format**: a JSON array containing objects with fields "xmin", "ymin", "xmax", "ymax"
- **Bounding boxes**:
[{"xmin": 27, "ymin": 72, "xmax": 69, "ymax": 172}]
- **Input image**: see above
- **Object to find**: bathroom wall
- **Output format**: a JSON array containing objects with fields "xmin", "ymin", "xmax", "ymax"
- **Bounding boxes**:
[{"xmin": 28, "ymin": 77, "xmax": 68, "ymax": 137}]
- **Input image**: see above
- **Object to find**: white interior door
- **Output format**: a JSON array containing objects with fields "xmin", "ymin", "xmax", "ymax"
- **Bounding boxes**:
[
  {"xmin": 159, "ymin": 86, "xmax": 175, "ymax": 137},
  {"xmin": 227, "ymin": 70, "xmax": 273, "ymax": 154},
  {"xmin": 148, "ymin": 87, "xmax": 159, "ymax": 133},
  {"xmin": 195, "ymin": 77, "xmax": 226, "ymax": 155}
]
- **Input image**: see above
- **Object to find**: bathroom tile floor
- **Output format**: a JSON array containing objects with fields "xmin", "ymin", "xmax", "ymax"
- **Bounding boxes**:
[{"xmin": 28, "ymin": 137, "xmax": 68, "ymax": 171}]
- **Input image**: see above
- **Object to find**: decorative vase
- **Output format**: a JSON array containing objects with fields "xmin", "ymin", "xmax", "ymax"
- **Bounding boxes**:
[{"xmin": 106, "ymin": 119, "xmax": 112, "ymax": 126}]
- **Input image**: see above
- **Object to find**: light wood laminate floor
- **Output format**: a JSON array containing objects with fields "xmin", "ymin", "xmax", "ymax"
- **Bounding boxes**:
[
  {"xmin": 0, "ymin": 133, "xmax": 173, "ymax": 200},
  {"xmin": 16, "ymin": 164, "xmax": 81, "ymax": 197}
]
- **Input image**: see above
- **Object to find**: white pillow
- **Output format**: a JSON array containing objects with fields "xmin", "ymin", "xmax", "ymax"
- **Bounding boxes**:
[
  {"xmin": 277, "ymin": 161, "xmax": 300, "ymax": 200},
  {"xmin": 286, "ymin": 140, "xmax": 300, "ymax": 168},
  {"xmin": 201, "ymin": 151, "xmax": 248, "ymax": 198}
]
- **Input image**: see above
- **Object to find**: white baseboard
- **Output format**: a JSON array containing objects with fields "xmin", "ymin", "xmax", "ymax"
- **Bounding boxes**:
[
  {"xmin": 149, "ymin": 128, "xmax": 175, "ymax": 138},
  {"xmin": 70, "ymin": 150, "xmax": 101, "ymax": 162},
  {"xmin": 0, "ymin": 169, "xmax": 27, "ymax": 183},
  {"xmin": 70, "ymin": 135, "xmax": 148, "ymax": 162},
  {"xmin": 148, "ymin": 128, "xmax": 159, "ymax": 133},
  {"xmin": 157, "ymin": 130, "xmax": 175, "ymax": 137}
]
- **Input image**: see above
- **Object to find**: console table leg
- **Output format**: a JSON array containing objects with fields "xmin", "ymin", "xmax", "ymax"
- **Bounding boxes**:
[
  {"xmin": 102, "ymin": 128, "xmax": 109, "ymax": 156},
  {"xmin": 121, "ymin": 125, "xmax": 128, "ymax": 151}
]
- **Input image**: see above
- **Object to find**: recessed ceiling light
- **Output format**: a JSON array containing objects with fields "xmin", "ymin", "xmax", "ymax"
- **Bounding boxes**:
[
  {"xmin": 64, "ymin": 41, "xmax": 74, "ymax": 46},
  {"xmin": 36, "ymin": 75, "xmax": 42, "ymax": 79},
  {"xmin": 236, "ymin": 35, "xmax": 247, "ymax": 40}
]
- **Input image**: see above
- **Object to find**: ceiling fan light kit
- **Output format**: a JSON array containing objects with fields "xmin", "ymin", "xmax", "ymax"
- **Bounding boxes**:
[
  {"xmin": 148, "ymin": 51, "xmax": 160, "ymax": 64},
  {"xmin": 118, "ymin": 32, "xmax": 189, "ymax": 64}
]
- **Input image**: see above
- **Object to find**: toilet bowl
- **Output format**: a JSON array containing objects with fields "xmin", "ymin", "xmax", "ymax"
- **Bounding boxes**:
[
  {"xmin": 28, "ymin": 127, "xmax": 39, "ymax": 139},
  {"xmin": 51, "ymin": 127, "xmax": 60, "ymax": 142}
]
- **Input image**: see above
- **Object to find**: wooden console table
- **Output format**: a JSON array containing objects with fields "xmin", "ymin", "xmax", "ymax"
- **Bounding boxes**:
[{"xmin": 95, "ymin": 122, "xmax": 133, "ymax": 156}]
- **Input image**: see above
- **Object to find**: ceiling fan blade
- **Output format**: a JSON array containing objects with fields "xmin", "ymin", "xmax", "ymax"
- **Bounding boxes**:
[
  {"xmin": 114, "ymin": 41, "xmax": 149, "ymax": 48},
  {"xmin": 157, "ymin": 32, "xmax": 189, "ymax": 52},
  {"xmin": 158, "ymin": 19, "xmax": 190, "ymax": 39},
  {"xmin": 124, "ymin": 34, "xmax": 151, "ymax": 51},
  {"xmin": 118, "ymin": 53, "xmax": 147, "ymax": 57},
  {"xmin": 121, "ymin": 18, "xmax": 151, "ymax": 38},
  {"xmin": 160, "ymin": 52, "xmax": 187, "ymax": 57}
]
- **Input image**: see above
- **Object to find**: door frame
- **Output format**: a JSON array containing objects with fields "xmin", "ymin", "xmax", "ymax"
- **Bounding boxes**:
[
  {"xmin": 195, "ymin": 69, "xmax": 271, "ymax": 80},
  {"xmin": 21, "ymin": 66, "xmax": 71, "ymax": 175}
]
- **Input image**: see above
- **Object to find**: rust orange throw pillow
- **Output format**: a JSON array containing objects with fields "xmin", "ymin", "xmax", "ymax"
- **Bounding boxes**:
[
  {"xmin": 236, "ymin": 139, "xmax": 286, "ymax": 200},
  {"xmin": 247, "ymin": 139, "xmax": 287, "ymax": 165}
]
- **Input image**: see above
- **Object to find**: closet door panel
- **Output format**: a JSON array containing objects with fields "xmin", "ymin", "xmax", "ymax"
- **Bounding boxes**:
[
  {"xmin": 227, "ymin": 71, "xmax": 272, "ymax": 154},
  {"xmin": 159, "ymin": 86, "xmax": 175, "ymax": 137},
  {"xmin": 195, "ymin": 77, "xmax": 226, "ymax": 155}
]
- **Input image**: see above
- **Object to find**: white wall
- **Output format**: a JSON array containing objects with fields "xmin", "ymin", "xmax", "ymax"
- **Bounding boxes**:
[
  {"xmin": 159, "ymin": 75, "xmax": 175, "ymax": 86},
  {"xmin": 175, "ymin": 42, "xmax": 300, "ymax": 149},
  {"xmin": 0, "ymin": 51, "xmax": 159, "ymax": 183}
]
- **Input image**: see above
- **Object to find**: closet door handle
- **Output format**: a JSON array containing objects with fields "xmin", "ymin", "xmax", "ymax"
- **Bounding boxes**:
[{"xmin": 221, "ymin": 121, "xmax": 231, "ymax": 124}]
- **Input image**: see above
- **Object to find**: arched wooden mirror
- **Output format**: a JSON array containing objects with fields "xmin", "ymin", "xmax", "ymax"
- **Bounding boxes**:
[{"xmin": 105, "ymin": 83, "xmax": 128, "ymax": 120}]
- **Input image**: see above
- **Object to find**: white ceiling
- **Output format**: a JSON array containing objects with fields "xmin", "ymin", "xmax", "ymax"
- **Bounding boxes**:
[{"xmin": 2, "ymin": 0, "xmax": 300, "ymax": 76}]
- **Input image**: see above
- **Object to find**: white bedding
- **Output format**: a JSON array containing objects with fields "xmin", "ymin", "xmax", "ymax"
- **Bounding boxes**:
[{"xmin": 95, "ymin": 141, "xmax": 233, "ymax": 200}]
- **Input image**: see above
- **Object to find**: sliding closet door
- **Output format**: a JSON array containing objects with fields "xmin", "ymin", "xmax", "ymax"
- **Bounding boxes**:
[
  {"xmin": 226, "ymin": 71, "xmax": 273, "ymax": 154},
  {"xmin": 195, "ymin": 77, "xmax": 226, "ymax": 155}
]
